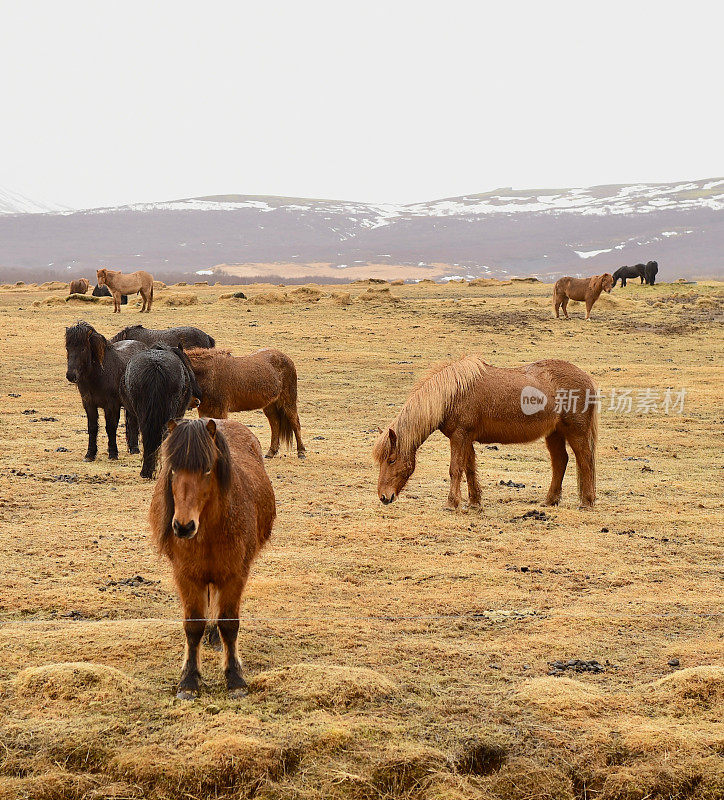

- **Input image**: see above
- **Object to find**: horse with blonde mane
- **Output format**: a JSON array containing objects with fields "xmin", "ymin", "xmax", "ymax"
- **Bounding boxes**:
[
  {"xmin": 149, "ymin": 418, "xmax": 275, "ymax": 699},
  {"xmin": 186, "ymin": 347, "xmax": 306, "ymax": 459},
  {"xmin": 97, "ymin": 268, "xmax": 154, "ymax": 313},
  {"xmin": 373, "ymin": 356, "xmax": 598, "ymax": 510}
]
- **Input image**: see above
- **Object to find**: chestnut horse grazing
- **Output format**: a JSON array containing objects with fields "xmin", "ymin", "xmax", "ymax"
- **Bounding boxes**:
[
  {"xmin": 149, "ymin": 418, "xmax": 276, "ymax": 699},
  {"xmin": 373, "ymin": 356, "xmax": 598, "ymax": 510},
  {"xmin": 186, "ymin": 347, "xmax": 306, "ymax": 459},
  {"xmin": 553, "ymin": 273, "xmax": 614, "ymax": 320},
  {"xmin": 69, "ymin": 278, "xmax": 90, "ymax": 295},
  {"xmin": 97, "ymin": 268, "xmax": 154, "ymax": 313}
]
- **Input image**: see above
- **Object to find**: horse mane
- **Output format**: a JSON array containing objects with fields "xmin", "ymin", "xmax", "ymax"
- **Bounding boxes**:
[
  {"xmin": 373, "ymin": 356, "xmax": 487, "ymax": 461},
  {"xmin": 154, "ymin": 419, "xmax": 232, "ymax": 546},
  {"xmin": 66, "ymin": 320, "xmax": 107, "ymax": 364}
]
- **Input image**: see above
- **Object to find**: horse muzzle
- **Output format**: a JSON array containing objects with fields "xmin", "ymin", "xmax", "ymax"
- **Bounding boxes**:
[
  {"xmin": 66, "ymin": 371, "xmax": 77, "ymax": 383},
  {"xmin": 172, "ymin": 519, "xmax": 198, "ymax": 539},
  {"xmin": 380, "ymin": 492, "xmax": 396, "ymax": 505}
]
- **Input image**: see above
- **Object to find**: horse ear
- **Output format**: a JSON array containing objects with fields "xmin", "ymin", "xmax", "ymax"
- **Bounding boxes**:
[
  {"xmin": 167, "ymin": 419, "xmax": 178, "ymax": 433},
  {"xmin": 388, "ymin": 428, "xmax": 397, "ymax": 449},
  {"xmin": 90, "ymin": 332, "xmax": 106, "ymax": 365},
  {"xmin": 206, "ymin": 419, "xmax": 217, "ymax": 438}
]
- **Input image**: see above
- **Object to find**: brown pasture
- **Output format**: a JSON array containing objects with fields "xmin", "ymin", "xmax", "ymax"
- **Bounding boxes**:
[{"xmin": 0, "ymin": 278, "xmax": 722, "ymax": 799}]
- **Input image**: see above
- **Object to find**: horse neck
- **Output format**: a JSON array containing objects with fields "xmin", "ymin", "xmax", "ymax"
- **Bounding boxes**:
[{"xmin": 394, "ymin": 399, "xmax": 442, "ymax": 459}]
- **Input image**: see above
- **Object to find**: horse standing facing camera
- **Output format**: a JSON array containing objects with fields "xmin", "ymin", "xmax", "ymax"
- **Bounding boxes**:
[{"xmin": 149, "ymin": 418, "xmax": 276, "ymax": 700}]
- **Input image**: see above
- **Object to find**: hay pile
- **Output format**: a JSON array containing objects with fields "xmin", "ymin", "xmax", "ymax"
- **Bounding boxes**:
[
  {"xmin": 218, "ymin": 291, "xmax": 247, "ymax": 300},
  {"xmin": 160, "ymin": 293, "xmax": 198, "ymax": 306},
  {"xmin": 39, "ymin": 281, "xmax": 67, "ymax": 290},
  {"xmin": 194, "ymin": 280, "xmax": 209, "ymax": 286},
  {"xmin": 390, "ymin": 279, "xmax": 404, "ymax": 286},
  {"xmin": 511, "ymin": 276, "xmax": 540, "ymax": 283},
  {"xmin": 249, "ymin": 663, "xmax": 397, "ymax": 708},
  {"xmin": 33, "ymin": 293, "xmax": 111, "ymax": 307},
  {"xmin": 14, "ymin": 662, "xmax": 139, "ymax": 705},
  {"xmin": 353, "ymin": 278, "xmax": 388, "ymax": 285},
  {"xmin": 251, "ymin": 290, "xmax": 293, "ymax": 305},
  {"xmin": 153, "ymin": 280, "xmax": 167, "ymax": 289},
  {"xmin": 354, "ymin": 287, "xmax": 401, "ymax": 304},
  {"xmin": 290, "ymin": 286, "xmax": 325, "ymax": 302},
  {"xmin": 468, "ymin": 278, "xmax": 512, "ymax": 286}
]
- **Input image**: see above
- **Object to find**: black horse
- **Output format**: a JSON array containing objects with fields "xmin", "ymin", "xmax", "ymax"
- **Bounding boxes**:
[
  {"xmin": 93, "ymin": 284, "xmax": 128, "ymax": 304},
  {"xmin": 644, "ymin": 260, "xmax": 659, "ymax": 285},
  {"xmin": 612, "ymin": 265, "xmax": 646, "ymax": 287},
  {"xmin": 121, "ymin": 344, "xmax": 203, "ymax": 478},
  {"xmin": 65, "ymin": 321, "xmax": 146, "ymax": 461},
  {"xmin": 110, "ymin": 324, "xmax": 215, "ymax": 349}
]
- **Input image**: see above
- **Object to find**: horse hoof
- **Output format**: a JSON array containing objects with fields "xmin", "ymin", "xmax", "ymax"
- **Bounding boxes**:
[
  {"xmin": 129, "ymin": 448, "xmax": 140, "ymax": 455},
  {"xmin": 84, "ymin": 455, "xmax": 96, "ymax": 462},
  {"xmin": 176, "ymin": 689, "xmax": 198, "ymax": 701},
  {"xmin": 228, "ymin": 687, "xmax": 248, "ymax": 699},
  {"xmin": 297, "ymin": 451, "xmax": 306, "ymax": 460},
  {"xmin": 264, "ymin": 451, "xmax": 277, "ymax": 459},
  {"xmin": 108, "ymin": 454, "xmax": 119, "ymax": 461}
]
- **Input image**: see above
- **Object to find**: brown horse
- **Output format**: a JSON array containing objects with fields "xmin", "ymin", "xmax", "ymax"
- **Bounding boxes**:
[
  {"xmin": 97, "ymin": 268, "xmax": 154, "ymax": 313},
  {"xmin": 553, "ymin": 273, "xmax": 614, "ymax": 320},
  {"xmin": 373, "ymin": 356, "xmax": 598, "ymax": 510},
  {"xmin": 149, "ymin": 418, "xmax": 276, "ymax": 699},
  {"xmin": 186, "ymin": 347, "xmax": 306, "ymax": 459},
  {"xmin": 69, "ymin": 278, "xmax": 90, "ymax": 295}
]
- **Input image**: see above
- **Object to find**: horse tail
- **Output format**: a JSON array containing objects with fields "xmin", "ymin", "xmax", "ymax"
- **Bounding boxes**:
[
  {"xmin": 133, "ymin": 362, "xmax": 177, "ymax": 478},
  {"xmin": 578, "ymin": 396, "xmax": 599, "ymax": 501},
  {"xmin": 276, "ymin": 356, "xmax": 299, "ymax": 449}
]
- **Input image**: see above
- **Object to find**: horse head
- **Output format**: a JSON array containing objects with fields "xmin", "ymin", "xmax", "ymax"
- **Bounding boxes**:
[
  {"xmin": 372, "ymin": 427, "xmax": 416, "ymax": 504},
  {"xmin": 163, "ymin": 419, "xmax": 231, "ymax": 539},
  {"xmin": 65, "ymin": 321, "xmax": 107, "ymax": 382}
]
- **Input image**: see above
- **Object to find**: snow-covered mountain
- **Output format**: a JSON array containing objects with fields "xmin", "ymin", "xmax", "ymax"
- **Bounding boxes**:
[
  {"xmin": 1, "ymin": 179, "xmax": 722, "ymax": 281},
  {"xmin": 0, "ymin": 186, "xmax": 65, "ymax": 215}
]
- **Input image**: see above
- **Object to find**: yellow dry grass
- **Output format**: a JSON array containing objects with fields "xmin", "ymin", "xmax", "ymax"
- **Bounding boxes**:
[{"xmin": 0, "ymin": 278, "xmax": 722, "ymax": 799}]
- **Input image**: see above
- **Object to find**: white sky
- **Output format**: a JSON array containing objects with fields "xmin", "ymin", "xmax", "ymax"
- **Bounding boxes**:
[{"xmin": 0, "ymin": 0, "xmax": 720, "ymax": 209}]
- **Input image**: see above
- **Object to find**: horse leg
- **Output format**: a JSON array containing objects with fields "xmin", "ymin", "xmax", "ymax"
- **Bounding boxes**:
[
  {"xmin": 262, "ymin": 405, "xmax": 280, "ymax": 458},
  {"xmin": 567, "ymin": 433, "xmax": 596, "ymax": 508},
  {"xmin": 621, "ymin": 277, "xmax": 626, "ymax": 287},
  {"xmin": 446, "ymin": 431, "xmax": 466, "ymax": 510},
  {"xmin": 113, "ymin": 292, "xmax": 120, "ymax": 313},
  {"xmin": 178, "ymin": 584, "xmax": 207, "ymax": 699},
  {"xmin": 216, "ymin": 579, "xmax": 248, "ymax": 696},
  {"xmin": 544, "ymin": 431, "xmax": 568, "ymax": 505},
  {"xmin": 554, "ymin": 297, "xmax": 561, "ymax": 319},
  {"xmin": 125, "ymin": 408, "xmax": 140, "ymax": 454},
  {"xmin": 561, "ymin": 296, "xmax": 570, "ymax": 319},
  {"xmin": 289, "ymin": 405, "xmax": 306, "ymax": 459},
  {"xmin": 465, "ymin": 442, "xmax": 481, "ymax": 507},
  {"xmin": 82, "ymin": 401, "xmax": 99, "ymax": 461},
  {"xmin": 585, "ymin": 298, "xmax": 594, "ymax": 320},
  {"xmin": 104, "ymin": 405, "xmax": 120, "ymax": 460}
]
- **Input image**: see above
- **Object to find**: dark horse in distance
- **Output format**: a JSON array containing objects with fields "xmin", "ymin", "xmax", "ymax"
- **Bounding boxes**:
[
  {"xmin": 150, "ymin": 418, "xmax": 276, "ymax": 699},
  {"xmin": 93, "ymin": 284, "xmax": 128, "ymax": 304},
  {"xmin": 121, "ymin": 344, "xmax": 203, "ymax": 478},
  {"xmin": 111, "ymin": 324, "xmax": 215, "ymax": 349},
  {"xmin": 65, "ymin": 321, "xmax": 146, "ymax": 461},
  {"xmin": 612, "ymin": 265, "xmax": 645, "ymax": 287}
]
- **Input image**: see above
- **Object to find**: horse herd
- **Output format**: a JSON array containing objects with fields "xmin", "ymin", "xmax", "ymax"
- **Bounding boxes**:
[
  {"xmin": 62, "ymin": 310, "xmax": 608, "ymax": 696},
  {"xmin": 59, "ymin": 264, "xmax": 659, "ymax": 697}
]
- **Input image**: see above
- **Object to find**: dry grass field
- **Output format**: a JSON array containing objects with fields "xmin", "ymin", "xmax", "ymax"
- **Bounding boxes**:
[{"xmin": 0, "ymin": 277, "xmax": 722, "ymax": 800}]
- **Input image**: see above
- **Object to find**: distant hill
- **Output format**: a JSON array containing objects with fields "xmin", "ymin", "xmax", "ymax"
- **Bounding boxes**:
[{"xmin": 1, "ymin": 178, "xmax": 722, "ymax": 282}]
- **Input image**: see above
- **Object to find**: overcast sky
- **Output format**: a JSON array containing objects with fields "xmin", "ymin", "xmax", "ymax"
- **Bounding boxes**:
[{"xmin": 0, "ymin": 1, "xmax": 720, "ymax": 209}]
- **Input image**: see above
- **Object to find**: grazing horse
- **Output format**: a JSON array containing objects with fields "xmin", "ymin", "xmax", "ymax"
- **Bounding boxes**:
[
  {"xmin": 93, "ymin": 284, "xmax": 127, "ymax": 304},
  {"xmin": 69, "ymin": 278, "xmax": 90, "ymax": 295},
  {"xmin": 149, "ymin": 418, "xmax": 276, "ymax": 699},
  {"xmin": 121, "ymin": 344, "xmax": 203, "ymax": 478},
  {"xmin": 186, "ymin": 347, "xmax": 306, "ymax": 459},
  {"xmin": 97, "ymin": 268, "xmax": 154, "ymax": 313},
  {"xmin": 612, "ymin": 265, "xmax": 645, "ymax": 287},
  {"xmin": 373, "ymin": 356, "xmax": 598, "ymax": 510},
  {"xmin": 111, "ymin": 324, "xmax": 215, "ymax": 349},
  {"xmin": 65, "ymin": 321, "xmax": 146, "ymax": 461},
  {"xmin": 644, "ymin": 260, "xmax": 659, "ymax": 285},
  {"xmin": 553, "ymin": 273, "xmax": 614, "ymax": 320}
]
